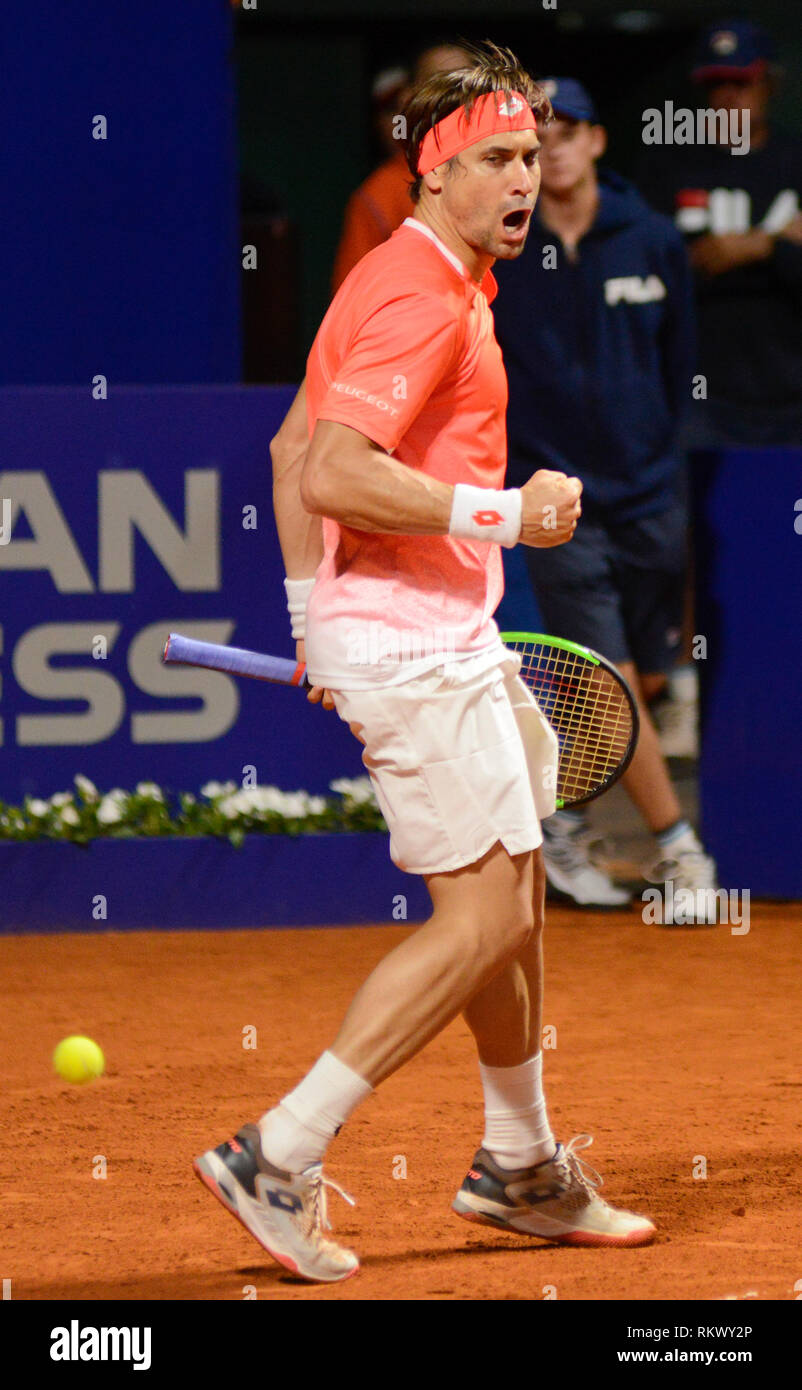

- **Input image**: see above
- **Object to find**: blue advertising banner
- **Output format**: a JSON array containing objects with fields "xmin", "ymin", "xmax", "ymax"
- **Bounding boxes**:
[
  {"xmin": 2, "ymin": 390, "xmax": 800, "ymax": 901},
  {"xmin": 693, "ymin": 451, "xmax": 802, "ymax": 898},
  {"xmin": 0, "ymin": 387, "xmax": 363, "ymax": 805}
]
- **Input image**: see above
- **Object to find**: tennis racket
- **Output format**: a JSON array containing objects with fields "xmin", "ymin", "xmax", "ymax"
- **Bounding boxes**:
[
  {"xmin": 499, "ymin": 631, "xmax": 639, "ymax": 807},
  {"xmin": 162, "ymin": 630, "xmax": 638, "ymax": 807}
]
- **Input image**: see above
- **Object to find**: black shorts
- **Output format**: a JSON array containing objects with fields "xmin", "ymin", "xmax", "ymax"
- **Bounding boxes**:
[{"xmin": 524, "ymin": 504, "xmax": 688, "ymax": 674}]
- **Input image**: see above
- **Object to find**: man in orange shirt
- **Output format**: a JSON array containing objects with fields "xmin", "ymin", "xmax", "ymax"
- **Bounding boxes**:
[
  {"xmin": 196, "ymin": 42, "xmax": 656, "ymax": 1284},
  {"xmin": 331, "ymin": 42, "xmax": 474, "ymax": 292}
]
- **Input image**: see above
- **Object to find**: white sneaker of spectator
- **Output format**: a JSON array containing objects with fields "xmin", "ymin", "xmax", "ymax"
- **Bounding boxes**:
[
  {"xmin": 542, "ymin": 811, "xmax": 632, "ymax": 908},
  {"xmin": 655, "ymin": 665, "xmax": 699, "ymax": 759},
  {"xmin": 646, "ymin": 830, "xmax": 720, "ymax": 927}
]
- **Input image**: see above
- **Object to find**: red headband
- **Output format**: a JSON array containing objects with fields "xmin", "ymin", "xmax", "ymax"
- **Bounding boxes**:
[{"xmin": 417, "ymin": 90, "xmax": 536, "ymax": 176}]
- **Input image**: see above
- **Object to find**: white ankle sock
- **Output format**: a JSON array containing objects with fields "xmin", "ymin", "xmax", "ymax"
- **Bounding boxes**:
[
  {"xmin": 479, "ymin": 1052, "xmax": 556, "ymax": 1171},
  {"xmin": 656, "ymin": 819, "xmax": 701, "ymax": 855},
  {"xmin": 258, "ymin": 1050, "xmax": 372, "ymax": 1173}
]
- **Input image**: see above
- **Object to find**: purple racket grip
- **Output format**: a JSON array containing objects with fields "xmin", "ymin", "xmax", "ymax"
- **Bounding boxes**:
[{"xmin": 162, "ymin": 633, "xmax": 308, "ymax": 687}]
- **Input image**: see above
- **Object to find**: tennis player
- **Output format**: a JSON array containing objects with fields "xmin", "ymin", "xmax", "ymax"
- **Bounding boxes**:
[{"xmin": 195, "ymin": 42, "xmax": 656, "ymax": 1282}]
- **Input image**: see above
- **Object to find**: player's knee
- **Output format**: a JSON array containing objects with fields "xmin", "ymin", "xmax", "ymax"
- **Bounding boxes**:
[
  {"xmin": 455, "ymin": 901, "xmax": 533, "ymax": 983},
  {"xmin": 483, "ymin": 897, "xmax": 536, "ymax": 963},
  {"xmin": 512, "ymin": 903, "xmax": 539, "ymax": 953}
]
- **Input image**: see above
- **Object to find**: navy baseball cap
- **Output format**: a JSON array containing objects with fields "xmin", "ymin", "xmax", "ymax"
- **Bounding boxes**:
[
  {"xmin": 540, "ymin": 77, "xmax": 598, "ymax": 124},
  {"xmin": 691, "ymin": 19, "xmax": 776, "ymax": 83}
]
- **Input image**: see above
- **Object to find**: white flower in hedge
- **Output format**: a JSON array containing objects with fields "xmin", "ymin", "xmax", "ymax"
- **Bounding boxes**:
[
  {"xmin": 50, "ymin": 792, "xmax": 74, "ymax": 808},
  {"xmin": 107, "ymin": 788, "xmax": 129, "ymax": 805},
  {"xmin": 280, "ymin": 791, "xmax": 313, "ymax": 818},
  {"xmin": 307, "ymin": 796, "xmax": 327, "ymax": 815},
  {"xmin": 136, "ymin": 781, "xmax": 164, "ymax": 801},
  {"xmin": 241, "ymin": 787, "xmax": 284, "ymax": 814},
  {"xmin": 330, "ymin": 776, "xmax": 377, "ymax": 806},
  {"xmin": 217, "ymin": 792, "xmax": 252, "ymax": 820},
  {"xmin": 28, "ymin": 799, "xmax": 50, "ymax": 817},
  {"xmin": 216, "ymin": 787, "xmax": 315, "ymax": 820},
  {"xmin": 74, "ymin": 774, "xmax": 99, "ymax": 800},
  {"xmin": 97, "ymin": 796, "xmax": 125, "ymax": 825},
  {"xmin": 59, "ymin": 806, "xmax": 81, "ymax": 826},
  {"xmin": 201, "ymin": 780, "xmax": 236, "ymax": 800}
]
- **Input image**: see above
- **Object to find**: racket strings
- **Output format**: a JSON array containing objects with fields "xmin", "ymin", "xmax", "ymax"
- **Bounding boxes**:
[{"xmin": 514, "ymin": 642, "xmax": 634, "ymax": 801}]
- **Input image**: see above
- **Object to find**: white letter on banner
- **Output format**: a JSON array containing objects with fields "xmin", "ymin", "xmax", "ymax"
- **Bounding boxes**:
[
  {"xmin": 0, "ymin": 473, "xmax": 94, "ymax": 591},
  {"xmin": 15, "ymin": 623, "xmax": 124, "ymax": 745},
  {"xmin": 98, "ymin": 469, "xmax": 220, "ymax": 593},
  {"xmin": 129, "ymin": 620, "xmax": 239, "ymax": 743}
]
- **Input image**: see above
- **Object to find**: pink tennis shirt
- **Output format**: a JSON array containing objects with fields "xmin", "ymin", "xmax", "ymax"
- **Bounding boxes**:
[{"xmin": 304, "ymin": 216, "xmax": 511, "ymax": 690}]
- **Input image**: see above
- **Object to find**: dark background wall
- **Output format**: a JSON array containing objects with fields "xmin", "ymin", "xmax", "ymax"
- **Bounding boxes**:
[
  {"xmin": 0, "ymin": 0, "xmax": 241, "ymax": 387},
  {"xmin": 238, "ymin": 0, "xmax": 802, "ymax": 378},
  {"xmin": 3, "ymin": 2, "xmax": 798, "ymax": 387}
]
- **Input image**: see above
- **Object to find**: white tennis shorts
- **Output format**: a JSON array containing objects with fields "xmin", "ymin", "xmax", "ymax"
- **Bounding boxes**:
[{"xmin": 331, "ymin": 651, "xmax": 558, "ymax": 875}]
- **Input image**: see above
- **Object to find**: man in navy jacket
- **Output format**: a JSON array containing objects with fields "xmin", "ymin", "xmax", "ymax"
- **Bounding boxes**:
[
  {"xmin": 638, "ymin": 19, "xmax": 802, "ymax": 445},
  {"xmin": 493, "ymin": 78, "xmax": 718, "ymax": 923}
]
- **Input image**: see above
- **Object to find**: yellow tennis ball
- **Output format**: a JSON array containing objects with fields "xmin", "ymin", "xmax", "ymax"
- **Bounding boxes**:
[{"xmin": 53, "ymin": 1035, "xmax": 105, "ymax": 1084}]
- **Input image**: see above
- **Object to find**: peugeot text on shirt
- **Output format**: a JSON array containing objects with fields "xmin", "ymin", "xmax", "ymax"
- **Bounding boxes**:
[{"xmin": 330, "ymin": 382, "xmax": 400, "ymax": 418}]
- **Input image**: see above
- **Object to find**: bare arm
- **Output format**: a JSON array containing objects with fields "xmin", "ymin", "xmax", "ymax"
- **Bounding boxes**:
[
  {"xmin": 287, "ymin": 408, "xmax": 579, "ymax": 710},
  {"xmin": 270, "ymin": 381, "xmax": 331, "ymax": 705},
  {"xmin": 270, "ymin": 380, "xmax": 323, "ymax": 579},
  {"xmin": 301, "ymin": 419, "xmax": 582, "ymax": 546},
  {"xmin": 301, "ymin": 419, "xmax": 453, "ymax": 533},
  {"xmin": 690, "ymin": 229, "xmax": 775, "ymax": 276}
]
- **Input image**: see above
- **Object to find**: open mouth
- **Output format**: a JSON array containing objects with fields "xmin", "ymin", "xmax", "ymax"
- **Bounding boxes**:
[{"xmin": 502, "ymin": 208, "xmax": 530, "ymax": 232}]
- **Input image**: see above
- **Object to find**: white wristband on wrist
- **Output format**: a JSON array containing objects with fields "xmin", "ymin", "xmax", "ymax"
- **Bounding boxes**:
[
  {"xmin": 284, "ymin": 576, "xmax": 316, "ymax": 640},
  {"xmin": 448, "ymin": 484, "xmax": 522, "ymax": 548}
]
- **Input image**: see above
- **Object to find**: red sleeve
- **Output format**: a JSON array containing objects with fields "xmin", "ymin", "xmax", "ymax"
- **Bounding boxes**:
[{"xmin": 315, "ymin": 293, "xmax": 461, "ymax": 452}]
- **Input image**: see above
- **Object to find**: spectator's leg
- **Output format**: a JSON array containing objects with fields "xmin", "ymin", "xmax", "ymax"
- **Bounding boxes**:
[
  {"xmin": 617, "ymin": 660, "xmax": 682, "ymax": 833},
  {"xmin": 618, "ymin": 658, "xmax": 718, "ymax": 920},
  {"xmin": 522, "ymin": 523, "xmax": 633, "ymax": 907},
  {"xmin": 640, "ymin": 673, "xmax": 668, "ymax": 702}
]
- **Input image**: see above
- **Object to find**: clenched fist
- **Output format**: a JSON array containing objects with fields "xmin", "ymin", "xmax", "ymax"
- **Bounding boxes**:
[{"xmin": 519, "ymin": 469, "xmax": 583, "ymax": 548}]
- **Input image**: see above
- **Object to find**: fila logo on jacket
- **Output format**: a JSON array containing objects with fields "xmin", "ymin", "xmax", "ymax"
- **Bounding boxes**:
[
  {"xmin": 604, "ymin": 274, "xmax": 667, "ymax": 306},
  {"xmin": 675, "ymin": 187, "xmax": 798, "ymax": 235}
]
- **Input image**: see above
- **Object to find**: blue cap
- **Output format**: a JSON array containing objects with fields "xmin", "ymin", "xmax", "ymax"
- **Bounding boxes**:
[
  {"xmin": 540, "ymin": 77, "xmax": 598, "ymax": 124},
  {"xmin": 692, "ymin": 20, "xmax": 776, "ymax": 83}
]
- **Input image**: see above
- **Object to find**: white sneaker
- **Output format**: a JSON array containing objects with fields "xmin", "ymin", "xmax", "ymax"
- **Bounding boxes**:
[
  {"xmin": 543, "ymin": 815, "xmax": 631, "ymax": 908},
  {"xmin": 194, "ymin": 1123, "xmax": 359, "ymax": 1282},
  {"xmin": 647, "ymin": 845, "xmax": 721, "ymax": 926},
  {"xmin": 453, "ymin": 1135, "xmax": 656, "ymax": 1246},
  {"xmin": 655, "ymin": 668, "xmax": 699, "ymax": 759}
]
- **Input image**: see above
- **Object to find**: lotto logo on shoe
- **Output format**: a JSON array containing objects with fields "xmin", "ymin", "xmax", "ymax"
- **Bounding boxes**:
[
  {"xmin": 264, "ymin": 1186, "xmax": 304, "ymax": 1214},
  {"xmin": 472, "ymin": 509, "xmax": 505, "ymax": 527}
]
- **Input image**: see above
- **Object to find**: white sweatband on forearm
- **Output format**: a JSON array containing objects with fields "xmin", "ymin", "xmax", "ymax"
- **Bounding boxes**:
[
  {"xmin": 448, "ymin": 484, "xmax": 522, "ymax": 548},
  {"xmin": 284, "ymin": 576, "xmax": 316, "ymax": 640}
]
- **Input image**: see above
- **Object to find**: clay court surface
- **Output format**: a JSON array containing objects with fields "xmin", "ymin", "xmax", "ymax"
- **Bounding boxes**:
[{"xmin": 3, "ymin": 905, "xmax": 801, "ymax": 1302}]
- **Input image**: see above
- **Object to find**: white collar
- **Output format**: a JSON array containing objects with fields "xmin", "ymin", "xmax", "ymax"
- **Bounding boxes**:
[{"xmin": 402, "ymin": 216, "xmax": 469, "ymax": 279}]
